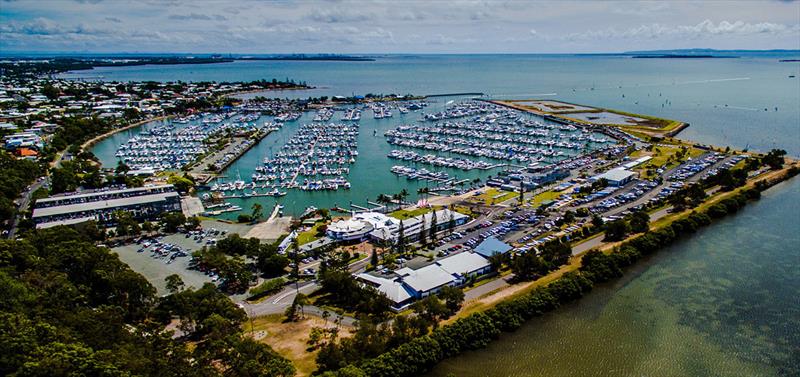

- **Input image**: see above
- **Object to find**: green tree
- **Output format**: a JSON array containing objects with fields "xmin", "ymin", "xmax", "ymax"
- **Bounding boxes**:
[
  {"xmin": 165, "ymin": 274, "xmax": 185, "ymax": 293},
  {"xmin": 429, "ymin": 209, "xmax": 438, "ymax": 242},
  {"xmin": 604, "ymin": 219, "xmax": 630, "ymax": 241},
  {"xmin": 629, "ymin": 211, "xmax": 650, "ymax": 233},
  {"xmin": 438, "ymin": 286, "xmax": 465, "ymax": 315},
  {"xmin": 251, "ymin": 202, "xmax": 264, "ymax": 221}
]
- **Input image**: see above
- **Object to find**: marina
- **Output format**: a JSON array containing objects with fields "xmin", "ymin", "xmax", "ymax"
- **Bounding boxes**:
[{"xmin": 92, "ymin": 97, "xmax": 622, "ymax": 217}]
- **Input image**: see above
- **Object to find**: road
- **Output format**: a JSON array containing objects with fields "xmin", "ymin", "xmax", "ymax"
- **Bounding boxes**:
[
  {"xmin": 8, "ymin": 151, "xmax": 68, "ymax": 238},
  {"xmin": 238, "ymin": 253, "xmax": 370, "ymax": 322}
]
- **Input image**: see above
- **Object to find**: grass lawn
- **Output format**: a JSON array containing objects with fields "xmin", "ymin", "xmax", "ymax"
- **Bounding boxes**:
[
  {"xmin": 390, "ymin": 206, "xmax": 438, "ymax": 220},
  {"xmin": 469, "ymin": 188, "xmax": 517, "ymax": 205},
  {"xmin": 296, "ymin": 221, "xmax": 326, "ymax": 245},
  {"xmin": 530, "ymin": 190, "xmax": 562, "ymax": 206},
  {"xmin": 633, "ymin": 145, "xmax": 705, "ymax": 179},
  {"xmin": 452, "ymin": 204, "xmax": 479, "ymax": 218}
]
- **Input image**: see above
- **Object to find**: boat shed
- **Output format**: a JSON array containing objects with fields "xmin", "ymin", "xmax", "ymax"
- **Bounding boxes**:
[
  {"xmin": 474, "ymin": 236, "xmax": 513, "ymax": 258},
  {"xmin": 591, "ymin": 168, "xmax": 637, "ymax": 186}
]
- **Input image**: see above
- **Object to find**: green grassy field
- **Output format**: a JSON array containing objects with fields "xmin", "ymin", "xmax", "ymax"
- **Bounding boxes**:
[
  {"xmin": 390, "ymin": 206, "xmax": 437, "ymax": 220},
  {"xmin": 469, "ymin": 188, "xmax": 517, "ymax": 205}
]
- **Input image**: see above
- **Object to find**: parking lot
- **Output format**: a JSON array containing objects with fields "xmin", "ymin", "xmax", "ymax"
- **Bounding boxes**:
[{"xmin": 111, "ymin": 222, "xmax": 245, "ymax": 295}]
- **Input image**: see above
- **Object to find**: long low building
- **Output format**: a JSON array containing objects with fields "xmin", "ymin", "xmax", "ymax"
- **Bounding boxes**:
[
  {"xmin": 369, "ymin": 208, "xmax": 470, "ymax": 245},
  {"xmin": 327, "ymin": 208, "xmax": 469, "ymax": 245},
  {"xmin": 356, "ymin": 251, "xmax": 492, "ymax": 310},
  {"xmin": 590, "ymin": 167, "xmax": 637, "ymax": 186},
  {"xmin": 32, "ymin": 184, "xmax": 182, "ymax": 228}
]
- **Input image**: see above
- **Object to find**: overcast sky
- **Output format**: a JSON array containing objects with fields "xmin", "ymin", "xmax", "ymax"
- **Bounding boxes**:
[{"xmin": 1, "ymin": 0, "xmax": 799, "ymax": 54}]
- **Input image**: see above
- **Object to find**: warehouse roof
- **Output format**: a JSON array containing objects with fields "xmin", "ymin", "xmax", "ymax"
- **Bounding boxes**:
[
  {"xmin": 474, "ymin": 236, "xmax": 513, "ymax": 257},
  {"xmin": 33, "ymin": 191, "xmax": 179, "ymax": 218},
  {"xmin": 436, "ymin": 252, "xmax": 490, "ymax": 276}
]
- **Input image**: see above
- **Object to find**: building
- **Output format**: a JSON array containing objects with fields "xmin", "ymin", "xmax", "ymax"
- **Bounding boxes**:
[
  {"xmin": 355, "ymin": 250, "xmax": 492, "ymax": 310},
  {"xmin": 529, "ymin": 168, "xmax": 570, "ymax": 185},
  {"xmin": 32, "ymin": 185, "xmax": 182, "ymax": 229},
  {"xmin": 474, "ymin": 236, "xmax": 513, "ymax": 258},
  {"xmin": 329, "ymin": 208, "xmax": 470, "ymax": 245},
  {"xmin": 623, "ymin": 156, "xmax": 653, "ymax": 169},
  {"xmin": 369, "ymin": 208, "xmax": 469, "ymax": 245},
  {"xmin": 4, "ymin": 132, "xmax": 43, "ymax": 151},
  {"xmin": 326, "ymin": 211, "xmax": 397, "ymax": 241},
  {"xmin": 591, "ymin": 167, "xmax": 637, "ymax": 186}
]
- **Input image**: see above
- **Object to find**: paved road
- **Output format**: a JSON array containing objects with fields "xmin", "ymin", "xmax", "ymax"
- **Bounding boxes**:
[
  {"xmin": 8, "ymin": 178, "xmax": 47, "ymax": 238},
  {"xmin": 239, "ymin": 253, "xmax": 371, "ymax": 322},
  {"xmin": 464, "ymin": 274, "xmax": 512, "ymax": 300},
  {"xmin": 8, "ymin": 151, "xmax": 69, "ymax": 238}
]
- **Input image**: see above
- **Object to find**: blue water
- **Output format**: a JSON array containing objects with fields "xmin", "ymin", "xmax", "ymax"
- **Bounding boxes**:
[
  {"xmin": 64, "ymin": 55, "xmax": 800, "ymax": 157},
  {"xmin": 64, "ymin": 55, "xmax": 800, "ymax": 375}
]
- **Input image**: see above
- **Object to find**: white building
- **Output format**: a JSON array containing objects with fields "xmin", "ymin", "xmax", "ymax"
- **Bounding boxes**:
[
  {"xmin": 326, "ymin": 211, "xmax": 396, "ymax": 241},
  {"xmin": 355, "ymin": 251, "xmax": 491, "ymax": 310}
]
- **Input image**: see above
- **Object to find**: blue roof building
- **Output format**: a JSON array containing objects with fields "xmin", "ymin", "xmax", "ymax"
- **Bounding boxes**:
[{"xmin": 474, "ymin": 236, "xmax": 512, "ymax": 258}]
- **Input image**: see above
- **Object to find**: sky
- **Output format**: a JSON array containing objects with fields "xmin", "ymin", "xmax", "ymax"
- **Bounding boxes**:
[{"xmin": 1, "ymin": 0, "xmax": 799, "ymax": 54}]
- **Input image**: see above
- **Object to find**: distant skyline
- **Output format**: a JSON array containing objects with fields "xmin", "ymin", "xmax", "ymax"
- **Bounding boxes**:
[{"xmin": 1, "ymin": 0, "xmax": 799, "ymax": 54}]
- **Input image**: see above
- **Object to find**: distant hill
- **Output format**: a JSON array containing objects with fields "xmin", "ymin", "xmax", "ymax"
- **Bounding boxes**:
[{"xmin": 623, "ymin": 49, "xmax": 800, "ymax": 58}]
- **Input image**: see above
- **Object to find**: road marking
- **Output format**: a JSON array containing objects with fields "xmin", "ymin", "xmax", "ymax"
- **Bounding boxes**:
[{"xmin": 272, "ymin": 290, "xmax": 294, "ymax": 304}]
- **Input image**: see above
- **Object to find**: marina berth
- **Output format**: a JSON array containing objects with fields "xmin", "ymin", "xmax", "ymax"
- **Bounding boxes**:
[
  {"xmin": 113, "ymin": 112, "xmax": 271, "ymax": 171},
  {"xmin": 209, "ymin": 121, "xmax": 359, "ymax": 196},
  {"xmin": 385, "ymin": 100, "xmax": 618, "ymax": 164}
]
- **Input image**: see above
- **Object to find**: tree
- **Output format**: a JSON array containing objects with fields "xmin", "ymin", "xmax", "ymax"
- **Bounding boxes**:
[
  {"xmin": 418, "ymin": 216, "xmax": 428, "ymax": 246},
  {"xmin": 512, "ymin": 252, "xmax": 550, "ymax": 280},
  {"xmin": 167, "ymin": 174, "xmax": 194, "ymax": 193},
  {"xmin": 113, "ymin": 210, "xmax": 141, "ymax": 237},
  {"xmin": 286, "ymin": 293, "xmax": 308, "ymax": 321},
  {"xmin": 160, "ymin": 212, "xmax": 186, "ymax": 233},
  {"xmin": 591, "ymin": 214, "xmax": 604, "ymax": 228},
  {"xmin": 438, "ymin": 286, "xmax": 464, "ymax": 315},
  {"xmin": 488, "ymin": 252, "xmax": 506, "ymax": 271},
  {"xmin": 115, "ymin": 161, "xmax": 130, "ymax": 175},
  {"xmin": 412, "ymin": 295, "xmax": 449, "ymax": 326},
  {"xmin": 562, "ymin": 210, "xmax": 575, "ymax": 224},
  {"xmin": 447, "ymin": 209, "xmax": 456, "ymax": 235},
  {"xmin": 370, "ymin": 248, "xmax": 379, "ymax": 267},
  {"xmin": 604, "ymin": 219, "xmax": 630, "ymax": 241},
  {"xmin": 762, "ymin": 149, "xmax": 786, "ymax": 170},
  {"xmin": 629, "ymin": 211, "xmax": 650, "ymax": 233},
  {"xmin": 395, "ymin": 220, "xmax": 406, "ymax": 254},
  {"xmin": 518, "ymin": 179, "xmax": 525, "ymax": 206},
  {"xmin": 251, "ymin": 203, "xmax": 263, "ymax": 221},
  {"xmin": 165, "ymin": 274, "xmax": 185, "ymax": 293},
  {"xmin": 141, "ymin": 221, "xmax": 154, "ymax": 233},
  {"xmin": 429, "ymin": 209, "xmax": 438, "ymax": 242},
  {"xmin": 256, "ymin": 248, "xmax": 289, "ymax": 277},
  {"xmin": 417, "ymin": 187, "xmax": 429, "ymax": 200}
]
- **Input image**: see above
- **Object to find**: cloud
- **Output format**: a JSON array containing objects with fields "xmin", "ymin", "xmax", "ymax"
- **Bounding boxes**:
[
  {"xmin": 168, "ymin": 13, "xmax": 227, "ymax": 21},
  {"xmin": 0, "ymin": 17, "xmax": 105, "ymax": 35},
  {"xmin": 563, "ymin": 20, "xmax": 800, "ymax": 41},
  {"xmin": 306, "ymin": 9, "xmax": 370, "ymax": 23},
  {"xmin": 611, "ymin": 2, "xmax": 670, "ymax": 16}
]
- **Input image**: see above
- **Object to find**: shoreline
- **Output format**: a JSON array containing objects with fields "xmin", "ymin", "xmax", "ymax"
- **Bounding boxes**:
[
  {"xmin": 451, "ymin": 159, "xmax": 798, "ymax": 321},
  {"xmin": 80, "ymin": 115, "xmax": 170, "ymax": 153},
  {"xmin": 337, "ymin": 159, "xmax": 799, "ymax": 377}
]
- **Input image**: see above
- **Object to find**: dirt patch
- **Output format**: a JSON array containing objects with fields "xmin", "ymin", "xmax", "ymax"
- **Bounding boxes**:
[
  {"xmin": 246, "ymin": 217, "xmax": 292, "ymax": 241},
  {"xmin": 246, "ymin": 314, "xmax": 353, "ymax": 377}
]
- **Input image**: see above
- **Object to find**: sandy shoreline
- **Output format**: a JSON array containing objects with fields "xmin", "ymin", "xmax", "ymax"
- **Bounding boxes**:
[{"xmin": 80, "ymin": 115, "xmax": 170, "ymax": 152}]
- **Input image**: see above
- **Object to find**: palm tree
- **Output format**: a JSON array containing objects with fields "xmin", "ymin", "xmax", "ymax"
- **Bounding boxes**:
[
  {"xmin": 376, "ymin": 194, "xmax": 391, "ymax": 210},
  {"xmin": 392, "ymin": 193, "xmax": 402, "ymax": 210},
  {"xmin": 417, "ymin": 187, "xmax": 429, "ymax": 200}
]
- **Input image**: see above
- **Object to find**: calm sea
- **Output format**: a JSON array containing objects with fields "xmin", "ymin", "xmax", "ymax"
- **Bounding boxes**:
[{"xmin": 62, "ymin": 54, "xmax": 800, "ymax": 376}]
